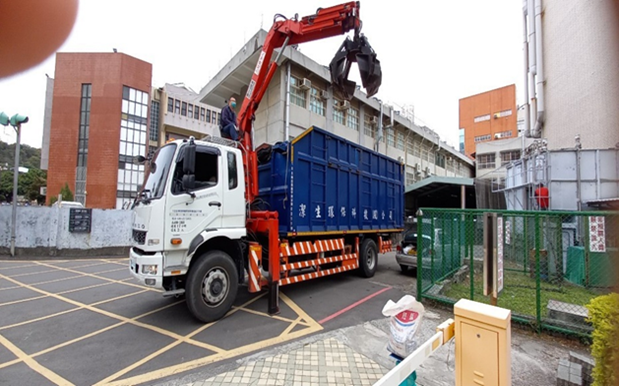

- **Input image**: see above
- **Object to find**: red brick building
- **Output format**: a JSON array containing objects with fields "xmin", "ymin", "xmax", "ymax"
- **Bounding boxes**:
[
  {"xmin": 46, "ymin": 52, "xmax": 152, "ymax": 209},
  {"xmin": 459, "ymin": 84, "xmax": 517, "ymax": 158}
]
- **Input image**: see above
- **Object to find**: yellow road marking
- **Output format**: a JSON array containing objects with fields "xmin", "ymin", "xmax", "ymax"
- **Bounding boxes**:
[
  {"xmin": 233, "ymin": 306, "xmax": 310, "ymax": 327},
  {"xmin": 0, "ymin": 333, "xmax": 74, "ymax": 386},
  {"xmin": 31, "ymin": 300, "xmax": 182, "ymax": 359},
  {"xmin": 0, "ymin": 295, "xmax": 48, "ymax": 307},
  {"xmin": 0, "ymin": 264, "xmax": 38, "ymax": 271},
  {"xmin": 97, "ymin": 294, "xmax": 267, "ymax": 385},
  {"xmin": 279, "ymin": 292, "xmax": 323, "ymax": 331},
  {"xmin": 279, "ymin": 316, "xmax": 303, "ymax": 337},
  {"xmin": 0, "ymin": 358, "xmax": 20, "ymax": 370},
  {"xmin": 0, "ymin": 308, "xmax": 81, "ymax": 331},
  {"xmin": 0, "ymin": 274, "xmax": 84, "ymax": 291},
  {"xmin": 103, "ymin": 292, "xmax": 322, "ymax": 386},
  {"xmin": 0, "ymin": 274, "xmax": 219, "ymax": 354},
  {"xmin": 8, "ymin": 262, "xmax": 110, "ymax": 278},
  {"xmin": 33, "ymin": 261, "xmax": 160, "ymax": 293}
]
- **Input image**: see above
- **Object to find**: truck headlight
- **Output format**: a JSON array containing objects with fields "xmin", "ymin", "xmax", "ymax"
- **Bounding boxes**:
[{"xmin": 142, "ymin": 265, "xmax": 158, "ymax": 275}]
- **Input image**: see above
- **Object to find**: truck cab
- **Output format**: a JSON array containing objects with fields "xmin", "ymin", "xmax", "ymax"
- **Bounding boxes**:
[{"xmin": 130, "ymin": 137, "xmax": 246, "ymax": 320}]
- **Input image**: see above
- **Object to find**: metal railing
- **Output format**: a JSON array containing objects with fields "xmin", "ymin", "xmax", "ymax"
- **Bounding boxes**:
[{"xmin": 416, "ymin": 208, "xmax": 619, "ymax": 337}]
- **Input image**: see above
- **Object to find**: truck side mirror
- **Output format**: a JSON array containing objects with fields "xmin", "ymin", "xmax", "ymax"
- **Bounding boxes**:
[
  {"xmin": 183, "ymin": 141, "xmax": 196, "ymax": 175},
  {"xmin": 182, "ymin": 174, "xmax": 195, "ymax": 191}
]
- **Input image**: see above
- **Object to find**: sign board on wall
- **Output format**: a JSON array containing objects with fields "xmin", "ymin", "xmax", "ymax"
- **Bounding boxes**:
[
  {"xmin": 588, "ymin": 216, "xmax": 606, "ymax": 252},
  {"xmin": 69, "ymin": 208, "xmax": 92, "ymax": 233}
]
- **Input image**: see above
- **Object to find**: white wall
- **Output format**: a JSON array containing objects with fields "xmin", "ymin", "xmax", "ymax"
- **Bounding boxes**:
[{"xmin": 543, "ymin": 0, "xmax": 619, "ymax": 150}]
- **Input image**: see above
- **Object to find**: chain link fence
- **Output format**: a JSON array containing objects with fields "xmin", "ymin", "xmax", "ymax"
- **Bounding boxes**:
[{"xmin": 416, "ymin": 208, "xmax": 619, "ymax": 337}]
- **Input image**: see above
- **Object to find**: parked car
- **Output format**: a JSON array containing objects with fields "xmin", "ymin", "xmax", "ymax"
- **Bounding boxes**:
[
  {"xmin": 395, "ymin": 229, "xmax": 442, "ymax": 273},
  {"xmin": 52, "ymin": 201, "xmax": 84, "ymax": 209}
]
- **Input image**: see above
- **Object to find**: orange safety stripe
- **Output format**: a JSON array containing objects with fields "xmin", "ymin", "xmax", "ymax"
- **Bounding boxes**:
[
  {"xmin": 279, "ymin": 260, "xmax": 359, "ymax": 286},
  {"xmin": 281, "ymin": 253, "xmax": 358, "ymax": 271},
  {"xmin": 248, "ymin": 244, "xmax": 262, "ymax": 293},
  {"xmin": 280, "ymin": 238, "xmax": 345, "ymax": 257}
]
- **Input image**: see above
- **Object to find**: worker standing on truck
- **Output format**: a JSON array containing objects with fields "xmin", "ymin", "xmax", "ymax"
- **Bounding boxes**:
[{"xmin": 220, "ymin": 97, "xmax": 238, "ymax": 140}]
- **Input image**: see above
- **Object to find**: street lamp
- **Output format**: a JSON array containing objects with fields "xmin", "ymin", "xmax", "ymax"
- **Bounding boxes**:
[{"xmin": 0, "ymin": 112, "xmax": 29, "ymax": 257}]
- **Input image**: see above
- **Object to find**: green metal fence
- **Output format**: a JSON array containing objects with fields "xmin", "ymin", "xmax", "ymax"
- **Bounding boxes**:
[{"xmin": 416, "ymin": 208, "xmax": 619, "ymax": 337}]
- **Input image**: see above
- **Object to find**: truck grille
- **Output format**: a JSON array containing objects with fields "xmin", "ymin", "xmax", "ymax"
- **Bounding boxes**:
[{"xmin": 132, "ymin": 229, "xmax": 147, "ymax": 245}]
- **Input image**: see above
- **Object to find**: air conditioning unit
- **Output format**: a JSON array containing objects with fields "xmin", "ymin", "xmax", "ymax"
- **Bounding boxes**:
[
  {"xmin": 494, "ymin": 133, "xmax": 502, "ymax": 139},
  {"xmin": 300, "ymin": 78, "xmax": 311, "ymax": 90},
  {"xmin": 424, "ymin": 166, "xmax": 431, "ymax": 176},
  {"xmin": 335, "ymin": 100, "xmax": 350, "ymax": 111},
  {"xmin": 320, "ymin": 90, "xmax": 329, "ymax": 100},
  {"xmin": 369, "ymin": 116, "xmax": 378, "ymax": 125},
  {"xmin": 494, "ymin": 113, "xmax": 500, "ymax": 119},
  {"xmin": 414, "ymin": 163, "xmax": 421, "ymax": 175}
]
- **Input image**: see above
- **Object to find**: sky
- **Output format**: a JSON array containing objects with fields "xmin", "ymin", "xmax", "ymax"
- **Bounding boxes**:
[{"xmin": 0, "ymin": 0, "xmax": 524, "ymax": 150}]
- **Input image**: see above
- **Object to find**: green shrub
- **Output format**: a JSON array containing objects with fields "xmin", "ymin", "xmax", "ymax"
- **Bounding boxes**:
[{"xmin": 586, "ymin": 293, "xmax": 619, "ymax": 386}]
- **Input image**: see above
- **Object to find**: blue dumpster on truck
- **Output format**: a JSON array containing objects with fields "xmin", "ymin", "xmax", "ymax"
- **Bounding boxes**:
[{"xmin": 257, "ymin": 126, "xmax": 404, "ymax": 236}]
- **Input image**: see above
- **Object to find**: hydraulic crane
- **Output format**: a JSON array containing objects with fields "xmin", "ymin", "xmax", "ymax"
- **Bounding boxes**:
[{"xmin": 236, "ymin": 1, "xmax": 383, "ymax": 313}]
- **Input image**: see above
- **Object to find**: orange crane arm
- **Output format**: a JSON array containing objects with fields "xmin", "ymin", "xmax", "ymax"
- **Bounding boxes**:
[{"xmin": 237, "ymin": 1, "xmax": 375, "ymax": 204}]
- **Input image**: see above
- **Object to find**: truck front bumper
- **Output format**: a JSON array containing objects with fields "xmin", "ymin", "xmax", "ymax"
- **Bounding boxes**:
[{"xmin": 129, "ymin": 247, "xmax": 164, "ymax": 290}]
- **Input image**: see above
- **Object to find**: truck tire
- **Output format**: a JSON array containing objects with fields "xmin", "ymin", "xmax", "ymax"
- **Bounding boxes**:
[
  {"xmin": 359, "ymin": 238, "xmax": 378, "ymax": 278},
  {"xmin": 186, "ymin": 250, "xmax": 238, "ymax": 323}
]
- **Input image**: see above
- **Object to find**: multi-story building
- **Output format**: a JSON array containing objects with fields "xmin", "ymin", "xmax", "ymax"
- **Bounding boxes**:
[
  {"xmin": 459, "ymin": 84, "xmax": 517, "ymax": 158},
  {"xmin": 148, "ymin": 83, "xmax": 221, "ymax": 156},
  {"xmin": 523, "ymin": 0, "xmax": 619, "ymax": 150},
  {"xmin": 44, "ymin": 52, "xmax": 152, "ymax": 209},
  {"xmin": 474, "ymin": 136, "xmax": 535, "ymax": 182},
  {"xmin": 198, "ymin": 30, "xmax": 473, "ymax": 192}
]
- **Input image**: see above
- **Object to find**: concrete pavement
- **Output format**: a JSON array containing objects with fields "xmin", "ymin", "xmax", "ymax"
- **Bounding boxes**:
[{"xmin": 160, "ymin": 306, "xmax": 591, "ymax": 386}]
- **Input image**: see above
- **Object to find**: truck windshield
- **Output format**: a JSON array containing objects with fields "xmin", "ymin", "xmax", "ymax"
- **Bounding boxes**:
[{"xmin": 141, "ymin": 143, "xmax": 176, "ymax": 200}]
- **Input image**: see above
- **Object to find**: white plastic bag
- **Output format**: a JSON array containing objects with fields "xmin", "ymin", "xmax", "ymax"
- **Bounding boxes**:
[{"xmin": 382, "ymin": 295, "xmax": 425, "ymax": 358}]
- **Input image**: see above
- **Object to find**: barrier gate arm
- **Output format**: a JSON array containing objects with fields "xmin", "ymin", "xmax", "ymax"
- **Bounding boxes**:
[{"xmin": 374, "ymin": 318, "xmax": 455, "ymax": 386}]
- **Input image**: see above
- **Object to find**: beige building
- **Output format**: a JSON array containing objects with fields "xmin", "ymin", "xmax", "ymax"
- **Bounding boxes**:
[
  {"xmin": 524, "ymin": 0, "xmax": 619, "ymax": 150},
  {"xmin": 475, "ymin": 136, "xmax": 535, "ymax": 183},
  {"xmin": 198, "ymin": 30, "xmax": 473, "ymax": 189},
  {"xmin": 149, "ymin": 83, "xmax": 221, "ymax": 156}
]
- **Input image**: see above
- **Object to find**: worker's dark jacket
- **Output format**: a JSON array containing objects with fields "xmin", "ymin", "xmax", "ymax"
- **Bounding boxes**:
[{"xmin": 221, "ymin": 105, "xmax": 236, "ymax": 128}]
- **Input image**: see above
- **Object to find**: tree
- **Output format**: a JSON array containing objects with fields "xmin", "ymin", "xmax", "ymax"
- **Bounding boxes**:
[{"xmin": 59, "ymin": 182, "xmax": 74, "ymax": 201}]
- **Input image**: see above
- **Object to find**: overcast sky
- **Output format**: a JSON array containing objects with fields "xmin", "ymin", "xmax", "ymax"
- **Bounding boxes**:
[{"xmin": 0, "ymin": 0, "xmax": 523, "ymax": 150}]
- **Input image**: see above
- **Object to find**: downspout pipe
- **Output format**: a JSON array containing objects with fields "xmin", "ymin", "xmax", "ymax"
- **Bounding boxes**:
[
  {"xmin": 532, "ymin": 0, "xmax": 545, "ymax": 138},
  {"xmin": 522, "ymin": 0, "xmax": 531, "ymax": 139},
  {"xmin": 375, "ymin": 101, "xmax": 383, "ymax": 152},
  {"xmin": 527, "ymin": 0, "xmax": 537, "ymax": 137},
  {"xmin": 285, "ymin": 61, "xmax": 291, "ymax": 141}
]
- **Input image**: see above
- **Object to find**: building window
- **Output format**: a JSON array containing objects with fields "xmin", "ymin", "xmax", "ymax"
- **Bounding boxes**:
[
  {"xmin": 75, "ymin": 83, "xmax": 92, "ymax": 205},
  {"xmin": 174, "ymin": 100, "xmax": 180, "ymax": 114},
  {"xmin": 309, "ymin": 87, "xmax": 325, "ymax": 116},
  {"xmin": 228, "ymin": 152, "xmax": 238, "ymax": 190},
  {"xmin": 150, "ymin": 100, "xmax": 159, "ymax": 142},
  {"xmin": 474, "ymin": 114, "xmax": 491, "ymax": 123},
  {"xmin": 218, "ymin": 112, "xmax": 222, "ymax": 125},
  {"xmin": 494, "ymin": 109, "xmax": 513, "ymax": 118},
  {"xmin": 407, "ymin": 137, "xmax": 415, "ymax": 153},
  {"xmin": 435, "ymin": 153, "xmax": 445, "ymax": 168},
  {"xmin": 167, "ymin": 97, "xmax": 173, "ymax": 113},
  {"xmin": 363, "ymin": 114, "xmax": 375, "ymax": 137},
  {"xmin": 193, "ymin": 105, "xmax": 200, "ymax": 120},
  {"xmin": 181, "ymin": 102, "xmax": 187, "ymax": 116},
  {"xmin": 201, "ymin": 107, "xmax": 206, "ymax": 122},
  {"xmin": 396, "ymin": 130, "xmax": 405, "ymax": 150},
  {"xmin": 501, "ymin": 150, "xmax": 520, "ymax": 165},
  {"xmin": 333, "ymin": 107, "xmax": 345, "ymax": 125},
  {"xmin": 386, "ymin": 127, "xmax": 395, "ymax": 147},
  {"xmin": 118, "ymin": 86, "xmax": 149, "ymax": 209},
  {"xmin": 495, "ymin": 130, "xmax": 513, "ymax": 139},
  {"xmin": 459, "ymin": 128, "xmax": 465, "ymax": 153},
  {"xmin": 290, "ymin": 76, "xmax": 307, "ymax": 108},
  {"xmin": 477, "ymin": 153, "xmax": 496, "ymax": 169},
  {"xmin": 347, "ymin": 107, "xmax": 359, "ymax": 131},
  {"xmin": 474, "ymin": 134, "xmax": 491, "ymax": 143},
  {"xmin": 187, "ymin": 104, "xmax": 193, "ymax": 119},
  {"xmin": 206, "ymin": 109, "xmax": 211, "ymax": 123}
]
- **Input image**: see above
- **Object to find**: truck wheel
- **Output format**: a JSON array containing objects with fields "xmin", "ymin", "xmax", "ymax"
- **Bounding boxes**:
[
  {"xmin": 186, "ymin": 250, "xmax": 238, "ymax": 323},
  {"xmin": 359, "ymin": 239, "xmax": 378, "ymax": 278}
]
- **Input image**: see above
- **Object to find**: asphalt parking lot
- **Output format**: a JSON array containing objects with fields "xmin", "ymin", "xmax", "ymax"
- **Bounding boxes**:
[{"xmin": 0, "ymin": 255, "xmax": 411, "ymax": 386}]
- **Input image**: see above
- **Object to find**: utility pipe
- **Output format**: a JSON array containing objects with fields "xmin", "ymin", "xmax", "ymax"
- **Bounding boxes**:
[
  {"xmin": 522, "ymin": 0, "xmax": 531, "ymax": 140},
  {"xmin": 285, "ymin": 61, "xmax": 291, "ymax": 141},
  {"xmin": 532, "ymin": 0, "xmax": 545, "ymax": 138}
]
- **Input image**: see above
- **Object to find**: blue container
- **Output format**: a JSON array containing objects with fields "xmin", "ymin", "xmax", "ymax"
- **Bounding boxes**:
[{"xmin": 258, "ymin": 126, "xmax": 404, "ymax": 236}]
